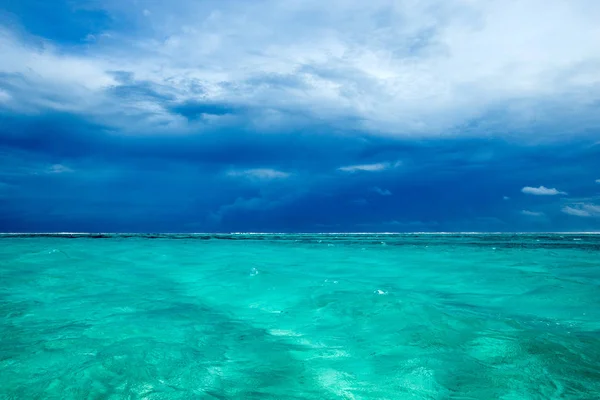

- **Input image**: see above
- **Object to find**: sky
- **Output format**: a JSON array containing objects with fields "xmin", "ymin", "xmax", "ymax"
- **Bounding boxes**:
[{"xmin": 0, "ymin": 0, "xmax": 599, "ymax": 232}]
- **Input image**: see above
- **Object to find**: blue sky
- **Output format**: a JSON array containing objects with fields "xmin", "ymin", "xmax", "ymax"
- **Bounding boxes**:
[{"xmin": 1, "ymin": 0, "xmax": 599, "ymax": 232}]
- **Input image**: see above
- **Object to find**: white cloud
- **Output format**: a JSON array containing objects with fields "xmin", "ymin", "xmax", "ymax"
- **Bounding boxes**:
[
  {"xmin": 596, "ymin": 179, "xmax": 600, "ymax": 183},
  {"xmin": 0, "ymin": 29, "xmax": 116, "ymax": 115},
  {"xmin": 562, "ymin": 204, "xmax": 600, "ymax": 218},
  {"xmin": 47, "ymin": 164, "xmax": 73, "ymax": 174},
  {"xmin": 521, "ymin": 186, "xmax": 567, "ymax": 196},
  {"xmin": 0, "ymin": 89, "xmax": 11, "ymax": 103},
  {"xmin": 339, "ymin": 163, "xmax": 387, "ymax": 172},
  {"xmin": 372, "ymin": 187, "xmax": 392, "ymax": 196},
  {"xmin": 227, "ymin": 168, "xmax": 290, "ymax": 180},
  {"xmin": 339, "ymin": 161, "xmax": 400, "ymax": 172},
  {"xmin": 521, "ymin": 210, "xmax": 544, "ymax": 217},
  {"xmin": 2, "ymin": 1, "xmax": 600, "ymax": 136},
  {"xmin": 503, "ymin": 196, "xmax": 510, "ymax": 200},
  {"xmin": 0, "ymin": 31, "xmax": 114, "ymax": 91}
]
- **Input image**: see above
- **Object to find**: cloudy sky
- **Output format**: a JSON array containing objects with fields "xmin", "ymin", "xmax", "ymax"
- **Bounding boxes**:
[{"xmin": 1, "ymin": 0, "xmax": 599, "ymax": 232}]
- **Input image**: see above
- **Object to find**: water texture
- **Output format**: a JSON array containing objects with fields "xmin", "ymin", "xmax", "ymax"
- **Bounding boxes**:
[{"xmin": 1, "ymin": 234, "xmax": 599, "ymax": 399}]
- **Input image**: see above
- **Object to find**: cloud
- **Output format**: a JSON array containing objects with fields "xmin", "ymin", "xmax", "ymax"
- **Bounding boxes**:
[
  {"xmin": 0, "ymin": 89, "xmax": 11, "ymax": 104},
  {"xmin": 371, "ymin": 187, "xmax": 392, "ymax": 196},
  {"xmin": 503, "ymin": 196, "xmax": 510, "ymax": 200},
  {"xmin": 562, "ymin": 204, "xmax": 600, "ymax": 218},
  {"xmin": 521, "ymin": 186, "xmax": 567, "ymax": 196},
  {"xmin": 339, "ymin": 163, "xmax": 388, "ymax": 172},
  {"xmin": 2, "ymin": 0, "xmax": 600, "ymax": 233},
  {"xmin": 338, "ymin": 161, "xmax": 400, "ymax": 172},
  {"xmin": 521, "ymin": 210, "xmax": 544, "ymax": 217},
  {"xmin": 2, "ymin": 1, "xmax": 600, "ymax": 138},
  {"xmin": 0, "ymin": 29, "xmax": 115, "ymax": 93},
  {"xmin": 1, "ymin": 162, "xmax": 75, "ymax": 176},
  {"xmin": 596, "ymin": 179, "xmax": 600, "ymax": 183},
  {"xmin": 227, "ymin": 168, "xmax": 290, "ymax": 180},
  {"xmin": 143, "ymin": 9, "xmax": 151, "ymax": 17},
  {"xmin": 47, "ymin": 164, "xmax": 73, "ymax": 174}
]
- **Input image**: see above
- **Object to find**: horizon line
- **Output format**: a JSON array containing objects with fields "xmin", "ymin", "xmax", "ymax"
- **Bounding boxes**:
[{"xmin": 1, "ymin": 231, "xmax": 600, "ymax": 235}]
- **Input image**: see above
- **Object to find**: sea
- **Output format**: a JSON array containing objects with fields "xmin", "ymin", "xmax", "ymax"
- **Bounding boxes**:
[{"xmin": 1, "ymin": 233, "xmax": 599, "ymax": 399}]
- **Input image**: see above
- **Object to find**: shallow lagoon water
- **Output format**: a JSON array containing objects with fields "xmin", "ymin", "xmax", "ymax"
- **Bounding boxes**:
[{"xmin": 1, "ymin": 233, "xmax": 600, "ymax": 399}]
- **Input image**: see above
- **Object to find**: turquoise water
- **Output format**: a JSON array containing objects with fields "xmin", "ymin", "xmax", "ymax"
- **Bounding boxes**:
[{"xmin": 1, "ymin": 234, "xmax": 600, "ymax": 399}]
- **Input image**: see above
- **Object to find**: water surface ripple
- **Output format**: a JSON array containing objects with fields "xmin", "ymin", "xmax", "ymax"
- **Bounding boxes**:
[{"xmin": 1, "ymin": 234, "xmax": 599, "ymax": 399}]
